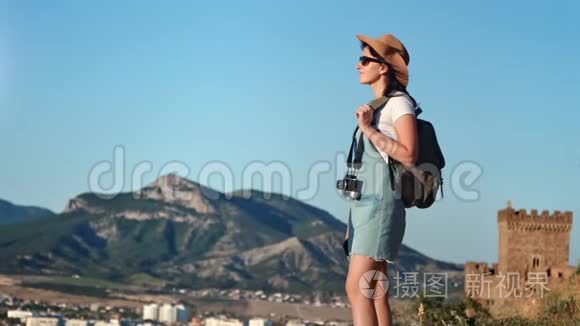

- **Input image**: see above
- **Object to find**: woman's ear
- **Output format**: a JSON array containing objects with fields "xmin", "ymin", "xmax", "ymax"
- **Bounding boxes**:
[{"xmin": 380, "ymin": 63, "xmax": 389, "ymax": 75}]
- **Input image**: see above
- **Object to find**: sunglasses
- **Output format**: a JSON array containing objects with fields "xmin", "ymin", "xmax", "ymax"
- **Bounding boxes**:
[{"xmin": 359, "ymin": 56, "xmax": 387, "ymax": 66}]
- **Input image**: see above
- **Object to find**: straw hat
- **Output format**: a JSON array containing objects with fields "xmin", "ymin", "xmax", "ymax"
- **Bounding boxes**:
[{"xmin": 356, "ymin": 33, "xmax": 410, "ymax": 87}]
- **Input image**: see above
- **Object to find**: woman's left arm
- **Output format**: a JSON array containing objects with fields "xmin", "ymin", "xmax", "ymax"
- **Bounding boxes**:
[{"xmin": 356, "ymin": 105, "xmax": 418, "ymax": 166}]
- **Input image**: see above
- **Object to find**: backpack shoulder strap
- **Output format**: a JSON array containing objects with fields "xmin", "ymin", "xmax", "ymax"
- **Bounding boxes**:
[
  {"xmin": 415, "ymin": 106, "xmax": 423, "ymax": 117},
  {"xmin": 368, "ymin": 96, "xmax": 390, "ymax": 111},
  {"xmin": 369, "ymin": 94, "xmax": 422, "ymax": 117}
]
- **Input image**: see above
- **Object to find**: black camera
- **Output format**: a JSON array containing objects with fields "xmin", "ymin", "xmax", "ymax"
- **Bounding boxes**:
[{"xmin": 336, "ymin": 174, "xmax": 361, "ymax": 200}]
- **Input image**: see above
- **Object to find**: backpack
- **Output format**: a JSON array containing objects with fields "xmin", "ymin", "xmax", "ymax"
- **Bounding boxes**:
[{"xmin": 369, "ymin": 95, "xmax": 446, "ymax": 209}]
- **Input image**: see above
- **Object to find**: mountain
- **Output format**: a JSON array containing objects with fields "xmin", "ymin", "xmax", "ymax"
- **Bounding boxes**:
[
  {"xmin": 0, "ymin": 174, "xmax": 462, "ymax": 294},
  {"xmin": 0, "ymin": 198, "xmax": 55, "ymax": 225}
]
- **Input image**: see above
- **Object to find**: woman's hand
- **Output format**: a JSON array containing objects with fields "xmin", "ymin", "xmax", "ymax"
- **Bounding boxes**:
[{"xmin": 355, "ymin": 104, "xmax": 374, "ymax": 129}]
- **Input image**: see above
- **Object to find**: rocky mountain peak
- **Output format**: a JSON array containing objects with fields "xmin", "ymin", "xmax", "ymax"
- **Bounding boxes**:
[
  {"xmin": 137, "ymin": 173, "xmax": 217, "ymax": 214},
  {"xmin": 150, "ymin": 173, "xmax": 197, "ymax": 189},
  {"xmin": 63, "ymin": 197, "xmax": 106, "ymax": 214}
]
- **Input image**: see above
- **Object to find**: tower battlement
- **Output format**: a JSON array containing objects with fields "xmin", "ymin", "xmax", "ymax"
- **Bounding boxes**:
[{"xmin": 498, "ymin": 203, "xmax": 573, "ymax": 226}]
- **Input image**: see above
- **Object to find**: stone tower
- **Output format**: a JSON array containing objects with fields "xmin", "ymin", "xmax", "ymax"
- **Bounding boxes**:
[{"xmin": 497, "ymin": 201, "xmax": 573, "ymax": 279}]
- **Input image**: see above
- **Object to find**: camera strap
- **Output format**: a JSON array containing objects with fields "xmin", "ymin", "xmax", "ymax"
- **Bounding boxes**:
[{"xmin": 346, "ymin": 126, "xmax": 364, "ymax": 169}]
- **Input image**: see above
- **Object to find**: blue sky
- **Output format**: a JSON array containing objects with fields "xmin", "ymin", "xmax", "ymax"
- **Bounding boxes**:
[{"xmin": 1, "ymin": 0, "xmax": 579, "ymax": 265}]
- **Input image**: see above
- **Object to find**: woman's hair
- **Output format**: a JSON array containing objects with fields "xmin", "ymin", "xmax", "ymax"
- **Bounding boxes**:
[{"xmin": 360, "ymin": 43, "xmax": 418, "ymax": 108}]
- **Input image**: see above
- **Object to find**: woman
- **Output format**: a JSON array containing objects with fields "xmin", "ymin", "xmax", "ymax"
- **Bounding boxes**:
[{"xmin": 344, "ymin": 33, "xmax": 418, "ymax": 326}]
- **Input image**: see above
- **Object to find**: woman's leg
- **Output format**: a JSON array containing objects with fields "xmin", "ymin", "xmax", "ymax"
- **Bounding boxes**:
[
  {"xmin": 345, "ymin": 255, "xmax": 381, "ymax": 326},
  {"xmin": 373, "ymin": 260, "xmax": 393, "ymax": 326}
]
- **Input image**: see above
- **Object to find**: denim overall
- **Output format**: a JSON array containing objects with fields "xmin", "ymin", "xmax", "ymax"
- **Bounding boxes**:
[{"xmin": 346, "ymin": 97, "xmax": 406, "ymax": 264}]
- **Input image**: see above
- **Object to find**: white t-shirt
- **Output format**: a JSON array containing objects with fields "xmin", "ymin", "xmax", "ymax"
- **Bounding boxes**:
[{"xmin": 371, "ymin": 91, "xmax": 416, "ymax": 163}]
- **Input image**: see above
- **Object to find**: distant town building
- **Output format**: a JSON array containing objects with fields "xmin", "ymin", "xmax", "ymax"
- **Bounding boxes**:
[
  {"xmin": 189, "ymin": 317, "xmax": 203, "ymax": 326},
  {"xmin": 95, "ymin": 320, "xmax": 133, "ymax": 326},
  {"xmin": 142, "ymin": 303, "xmax": 159, "ymax": 321},
  {"xmin": 158, "ymin": 303, "xmax": 176, "ymax": 323},
  {"xmin": 248, "ymin": 318, "xmax": 273, "ymax": 326},
  {"xmin": 204, "ymin": 317, "xmax": 245, "ymax": 326},
  {"xmin": 464, "ymin": 202, "xmax": 575, "ymax": 306},
  {"xmin": 285, "ymin": 320, "xmax": 306, "ymax": 326},
  {"xmin": 174, "ymin": 304, "xmax": 190, "ymax": 323},
  {"xmin": 64, "ymin": 319, "xmax": 88, "ymax": 326},
  {"xmin": 7, "ymin": 310, "xmax": 35, "ymax": 322},
  {"xmin": 94, "ymin": 321, "xmax": 114, "ymax": 326},
  {"xmin": 141, "ymin": 302, "xmax": 189, "ymax": 323},
  {"xmin": 25, "ymin": 317, "xmax": 62, "ymax": 326}
]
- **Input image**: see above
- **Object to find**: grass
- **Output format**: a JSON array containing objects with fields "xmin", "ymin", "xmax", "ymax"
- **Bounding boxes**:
[
  {"xmin": 16, "ymin": 274, "xmax": 131, "ymax": 300},
  {"xmin": 408, "ymin": 293, "xmax": 580, "ymax": 325},
  {"xmin": 126, "ymin": 273, "xmax": 166, "ymax": 287},
  {"xmin": 19, "ymin": 281, "xmax": 111, "ymax": 298},
  {"xmin": 37, "ymin": 275, "xmax": 125, "ymax": 289}
]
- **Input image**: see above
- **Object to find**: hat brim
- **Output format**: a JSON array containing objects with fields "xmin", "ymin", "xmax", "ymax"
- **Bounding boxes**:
[{"xmin": 356, "ymin": 34, "xmax": 409, "ymax": 87}]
